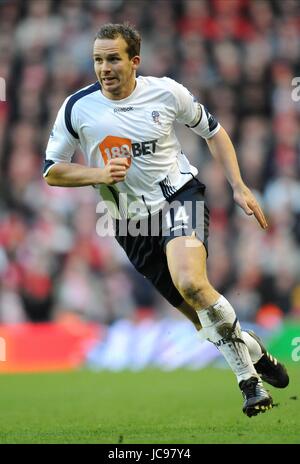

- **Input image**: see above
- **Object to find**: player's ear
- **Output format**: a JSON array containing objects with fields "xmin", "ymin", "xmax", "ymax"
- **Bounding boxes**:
[{"xmin": 132, "ymin": 56, "xmax": 141, "ymax": 70}]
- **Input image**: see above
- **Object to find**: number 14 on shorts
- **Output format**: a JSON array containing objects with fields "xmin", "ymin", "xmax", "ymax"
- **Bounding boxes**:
[{"xmin": 165, "ymin": 205, "xmax": 189, "ymax": 231}]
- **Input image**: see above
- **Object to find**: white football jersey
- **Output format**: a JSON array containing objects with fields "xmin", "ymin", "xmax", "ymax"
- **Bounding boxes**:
[{"xmin": 44, "ymin": 76, "xmax": 220, "ymax": 219}]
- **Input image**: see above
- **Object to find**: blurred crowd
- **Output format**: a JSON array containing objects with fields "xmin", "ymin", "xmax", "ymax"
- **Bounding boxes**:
[{"xmin": 0, "ymin": 0, "xmax": 300, "ymax": 325}]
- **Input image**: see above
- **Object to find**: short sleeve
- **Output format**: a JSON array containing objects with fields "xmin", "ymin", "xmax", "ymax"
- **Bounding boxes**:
[
  {"xmin": 163, "ymin": 77, "xmax": 201, "ymax": 126},
  {"xmin": 43, "ymin": 97, "xmax": 78, "ymax": 177}
]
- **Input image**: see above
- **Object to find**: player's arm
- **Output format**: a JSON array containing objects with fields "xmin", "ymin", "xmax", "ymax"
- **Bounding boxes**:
[
  {"xmin": 44, "ymin": 96, "xmax": 129, "ymax": 187},
  {"xmin": 45, "ymin": 159, "xmax": 129, "ymax": 187},
  {"xmin": 206, "ymin": 125, "xmax": 268, "ymax": 230},
  {"xmin": 176, "ymin": 88, "xmax": 268, "ymax": 229},
  {"xmin": 164, "ymin": 79, "xmax": 267, "ymax": 229}
]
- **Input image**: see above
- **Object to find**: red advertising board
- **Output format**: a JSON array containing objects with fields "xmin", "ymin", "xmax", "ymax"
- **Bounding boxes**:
[{"xmin": 0, "ymin": 321, "xmax": 101, "ymax": 373}]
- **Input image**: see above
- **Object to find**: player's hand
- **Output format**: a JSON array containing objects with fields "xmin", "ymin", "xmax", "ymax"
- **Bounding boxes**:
[
  {"xmin": 233, "ymin": 184, "xmax": 268, "ymax": 230},
  {"xmin": 102, "ymin": 158, "xmax": 130, "ymax": 185}
]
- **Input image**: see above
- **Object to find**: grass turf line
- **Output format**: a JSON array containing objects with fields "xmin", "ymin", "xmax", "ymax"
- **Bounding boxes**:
[{"xmin": 0, "ymin": 366, "xmax": 299, "ymax": 444}]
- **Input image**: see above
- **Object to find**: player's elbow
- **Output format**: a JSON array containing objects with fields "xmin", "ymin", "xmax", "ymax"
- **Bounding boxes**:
[
  {"xmin": 44, "ymin": 173, "xmax": 57, "ymax": 186},
  {"xmin": 43, "ymin": 162, "xmax": 64, "ymax": 186}
]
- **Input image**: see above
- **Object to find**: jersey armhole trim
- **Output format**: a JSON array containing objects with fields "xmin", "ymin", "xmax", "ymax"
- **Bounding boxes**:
[
  {"xmin": 64, "ymin": 81, "xmax": 101, "ymax": 139},
  {"xmin": 185, "ymin": 104, "xmax": 202, "ymax": 129}
]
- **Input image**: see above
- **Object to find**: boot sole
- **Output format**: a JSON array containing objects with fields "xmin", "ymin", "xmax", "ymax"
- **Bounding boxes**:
[{"xmin": 243, "ymin": 398, "xmax": 273, "ymax": 417}]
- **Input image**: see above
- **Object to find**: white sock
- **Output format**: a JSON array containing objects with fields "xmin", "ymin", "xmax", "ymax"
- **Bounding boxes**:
[
  {"xmin": 242, "ymin": 331, "xmax": 263, "ymax": 364},
  {"xmin": 197, "ymin": 328, "xmax": 263, "ymax": 365},
  {"xmin": 196, "ymin": 295, "xmax": 258, "ymax": 383}
]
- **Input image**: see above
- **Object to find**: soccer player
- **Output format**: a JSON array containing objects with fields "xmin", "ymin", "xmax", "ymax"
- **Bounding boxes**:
[{"xmin": 43, "ymin": 23, "xmax": 289, "ymax": 417}]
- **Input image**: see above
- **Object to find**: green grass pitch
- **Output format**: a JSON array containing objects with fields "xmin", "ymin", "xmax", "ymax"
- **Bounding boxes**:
[{"xmin": 0, "ymin": 366, "xmax": 299, "ymax": 444}]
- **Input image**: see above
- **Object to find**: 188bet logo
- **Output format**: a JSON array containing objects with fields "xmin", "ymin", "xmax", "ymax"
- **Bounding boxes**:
[
  {"xmin": 99, "ymin": 135, "xmax": 158, "ymax": 165},
  {"xmin": 99, "ymin": 135, "xmax": 132, "ymax": 166}
]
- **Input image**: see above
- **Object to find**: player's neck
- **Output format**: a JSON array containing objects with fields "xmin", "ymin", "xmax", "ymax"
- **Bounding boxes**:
[{"xmin": 101, "ymin": 78, "xmax": 137, "ymax": 101}]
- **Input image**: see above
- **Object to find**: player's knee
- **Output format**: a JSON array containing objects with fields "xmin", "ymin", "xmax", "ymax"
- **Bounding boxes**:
[{"xmin": 176, "ymin": 275, "xmax": 210, "ymax": 307}]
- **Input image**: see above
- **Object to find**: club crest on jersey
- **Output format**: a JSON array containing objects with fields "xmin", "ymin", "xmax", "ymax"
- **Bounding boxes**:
[{"xmin": 152, "ymin": 110, "xmax": 161, "ymax": 125}]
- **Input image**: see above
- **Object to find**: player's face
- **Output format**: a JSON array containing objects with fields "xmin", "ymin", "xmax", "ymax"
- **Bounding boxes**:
[{"xmin": 93, "ymin": 37, "xmax": 140, "ymax": 100}]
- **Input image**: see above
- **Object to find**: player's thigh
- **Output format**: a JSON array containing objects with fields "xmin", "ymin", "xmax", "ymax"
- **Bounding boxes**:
[{"xmin": 166, "ymin": 235, "xmax": 209, "ymax": 290}]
